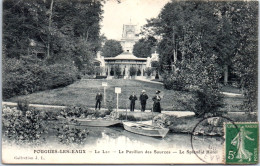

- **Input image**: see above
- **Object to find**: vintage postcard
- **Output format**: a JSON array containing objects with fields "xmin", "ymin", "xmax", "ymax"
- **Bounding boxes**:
[{"xmin": 1, "ymin": 0, "xmax": 258, "ymax": 164}]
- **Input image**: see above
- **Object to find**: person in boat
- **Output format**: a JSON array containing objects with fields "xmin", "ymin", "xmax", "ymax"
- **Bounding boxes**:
[
  {"xmin": 95, "ymin": 92, "xmax": 103, "ymax": 110},
  {"xmin": 129, "ymin": 92, "xmax": 137, "ymax": 112},
  {"xmin": 139, "ymin": 90, "xmax": 148, "ymax": 112},
  {"xmin": 152, "ymin": 90, "xmax": 161, "ymax": 113}
]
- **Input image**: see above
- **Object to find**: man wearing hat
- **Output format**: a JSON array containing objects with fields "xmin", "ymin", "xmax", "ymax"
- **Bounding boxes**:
[
  {"xmin": 129, "ymin": 92, "xmax": 137, "ymax": 112},
  {"xmin": 139, "ymin": 90, "xmax": 148, "ymax": 112},
  {"xmin": 152, "ymin": 90, "xmax": 161, "ymax": 113},
  {"xmin": 95, "ymin": 92, "xmax": 103, "ymax": 110}
]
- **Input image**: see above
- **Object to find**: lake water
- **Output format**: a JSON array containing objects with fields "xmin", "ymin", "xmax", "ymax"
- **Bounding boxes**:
[{"xmin": 2, "ymin": 125, "xmax": 225, "ymax": 164}]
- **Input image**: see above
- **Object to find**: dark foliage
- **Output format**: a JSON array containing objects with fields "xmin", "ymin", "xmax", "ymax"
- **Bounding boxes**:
[
  {"xmin": 2, "ymin": 0, "xmax": 103, "ymax": 99},
  {"xmin": 2, "ymin": 106, "xmax": 47, "ymax": 144},
  {"xmin": 55, "ymin": 125, "xmax": 88, "ymax": 145},
  {"xmin": 3, "ymin": 58, "xmax": 79, "ymax": 99},
  {"xmin": 133, "ymin": 36, "xmax": 157, "ymax": 58},
  {"xmin": 129, "ymin": 67, "xmax": 137, "ymax": 76},
  {"xmin": 17, "ymin": 100, "xmax": 29, "ymax": 115},
  {"xmin": 101, "ymin": 40, "xmax": 123, "ymax": 57},
  {"xmin": 143, "ymin": 1, "xmax": 258, "ymax": 115},
  {"xmin": 114, "ymin": 66, "xmax": 122, "ymax": 78}
]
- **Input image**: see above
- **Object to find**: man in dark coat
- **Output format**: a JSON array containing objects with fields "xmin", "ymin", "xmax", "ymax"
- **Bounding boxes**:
[
  {"xmin": 129, "ymin": 92, "xmax": 137, "ymax": 112},
  {"xmin": 139, "ymin": 90, "xmax": 148, "ymax": 112},
  {"xmin": 95, "ymin": 92, "xmax": 103, "ymax": 110},
  {"xmin": 152, "ymin": 90, "xmax": 161, "ymax": 113}
]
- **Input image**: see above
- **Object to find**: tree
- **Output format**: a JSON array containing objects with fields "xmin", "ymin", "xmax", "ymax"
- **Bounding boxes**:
[
  {"xmin": 133, "ymin": 36, "xmax": 157, "ymax": 58},
  {"xmin": 129, "ymin": 67, "xmax": 137, "ymax": 77},
  {"xmin": 114, "ymin": 66, "xmax": 121, "ymax": 78},
  {"xmin": 143, "ymin": 1, "xmax": 224, "ymax": 117},
  {"xmin": 101, "ymin": 40, "xmax": 123, "ymax": 57},
  {"xmin": 231, "ymin": 1, "xmax": 258, "ymax": 113},
  {"xmin": 143, "ymin": 1, "xmax": 258, "ymax": 115},
  {"xmin": 145, "ymin": 67, "xmax": 153, "ymax": 77},
  {"xmin": 2, "ymin": 0, "xmax": 104, "ymax": 98}
]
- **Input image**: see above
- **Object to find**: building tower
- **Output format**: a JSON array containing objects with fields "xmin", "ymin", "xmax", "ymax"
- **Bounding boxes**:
[{"xmin": 120, "ymin": 23, "xmax": 139, "ymax": 53}]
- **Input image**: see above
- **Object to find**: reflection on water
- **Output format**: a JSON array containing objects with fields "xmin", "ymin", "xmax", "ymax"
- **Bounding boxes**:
[
  {"xmin": 2, "ymin": 125, "xmax": 225, "ymax": 164},
  {"xmin": 63, "ymin": 126, "xmax": 224, "ymax": 150},
  {"xmin": 2, "ymin": 124, "xmax": 224, "ymax": 150}
]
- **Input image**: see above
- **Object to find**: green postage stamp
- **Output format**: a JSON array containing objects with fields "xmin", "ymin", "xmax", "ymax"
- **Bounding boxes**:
[{"xmin": 224, "ymin": 122, "xmax": 259, "ymax": 164}]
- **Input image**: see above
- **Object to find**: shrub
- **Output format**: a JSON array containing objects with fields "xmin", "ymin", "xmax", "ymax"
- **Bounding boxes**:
[
  {"xmin": 59, "ymin": 105, "xmax": 112, "ymax": 119},
  {"xmin": 129, "ymin": 66, "xmax": 136, "ymax": 76},
  {"xmin": 60, "ymin": 106, "xmax": 90, "ymax": 118},
  {"xmin": 193, "ymin": 89, "xmax": 224, "ymax": 117},
  {"xmin": 2, "ymin": 57, "xmax": 80, "ymax": 99},
  {"xmin": 153, "ymin": 114, "xmax": 178, "ymax": 127},
  {"xmin": 166, "ymin": 55, "xmax": 224, "ymax": 117},
  {"xmin": 110, "ymin": 68, "xmax": 114, "ymax": 76},
  {"xmin": 137, "ymin": 69, "xmax": 141, "ymax": 76},
  {"xmin": 17, "ymin": 100, "xmax": 29, "ymax": 115},
  {"xmin": 44, "ymin": 64, "xmax": 78, "ymax": 89},
  {"xmin": 55, "ymin": 125, "xmax": 88, "ymax": 145},
  {"xmin": 2, "ymin": 106, "xmax": 47, "ymax": 144},
  {"xmin": 114, "ymin": 66, "xmax": 121, "ymax": 78},
  {"xmin": 145, "ymin": 67, "xmax": 153, "ymax": 76},
  {"xmin": 163, "ymin": 73, "xmax": 186, "ymax": 91},
  {"xmin": 155, "ymin": 71, "xmax": 159, "ymax": 79},
  {"xmin": 107, "ymin": 96, "xmax": 116, "ymax": 112}
]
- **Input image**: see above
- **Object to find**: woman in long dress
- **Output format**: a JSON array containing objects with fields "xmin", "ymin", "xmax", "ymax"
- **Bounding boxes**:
[
  {"xmin": 231, "ymin": 126, "xmax": 255, "ymax": 162},
  {"xmin": 152, "ymin": 90, "xmax": 161, "ymax": 113}
]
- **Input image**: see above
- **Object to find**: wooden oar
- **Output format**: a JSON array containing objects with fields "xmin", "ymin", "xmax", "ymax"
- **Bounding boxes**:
[
  {"xmin": 152, "ymin": 107, "xmax": 154, "ymax": 124},
  {"xmin": 140, "ymin": 104, "xmax": 142, "ymax": 122},
  {"xmin": 125, "ymin": 103, "xmax": 127, "ymax": 121}
]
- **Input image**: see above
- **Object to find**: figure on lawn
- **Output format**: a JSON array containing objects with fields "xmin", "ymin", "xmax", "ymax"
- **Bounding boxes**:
[
  {"xmin": 95, "ymin": 92, "xmax": 103, "ymax": 110},
  {"xmin": 152, "ymin": 90, "xmax": 161, "ymax": 113},
  {"xmin": 139, "ymin": 90, "xmax": 148, "ymax": 112},
  {"xmin": 129, "ymin": 92, "xmax": 137, "ymax": 112}
]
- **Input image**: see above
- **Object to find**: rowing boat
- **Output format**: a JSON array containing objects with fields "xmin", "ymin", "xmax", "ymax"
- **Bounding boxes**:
[
  {"xmin": 74, "ymin": 118, "xmax": 121, "ymax": 127},
  {"xmin": 56, "ymin": 116, "xmax": 121, "ymax": 127},
  {"xmin": 122, "ymin": 121, "xmax": 169, "ymax": 138}
]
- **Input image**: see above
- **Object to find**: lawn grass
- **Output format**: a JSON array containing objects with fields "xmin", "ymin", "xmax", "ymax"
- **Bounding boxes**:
[{"xmin": 8, "ymin": 79, "xmax": 244, "ymax": 112}]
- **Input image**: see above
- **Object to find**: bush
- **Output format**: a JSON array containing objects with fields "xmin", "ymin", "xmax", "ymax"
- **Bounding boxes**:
[
  {"xmin": 114, "ymin": 66, "xmax": 121, "ymax": 78},
  {"xmin": 55, "ymin": 125, "xmax": 88, "ymax": 145},
  {"xmin": 145, "ymin": 67, "xmax": 153, "ymax": 76},
  {"xmin": 193, "ymin": 89, "xmax": 224, "ymax": 117},
  {"xmin": 137, "ymin": 69, "xmax": 141, "ymax": 76},
  {"xmin": 163, "ymin": 73, "xmax": 186, "ymax": 91},
  {"xmin": 44, "ymin": 64, "xmax": 78, "ymax": 89},
  {"xmin": 155, "ymin": 71, "xmax": 159, "ymax": 79},
  {"xmin": 17, "ymin": 100, "xmax": 29, "ymax": 115},
  {"xmin": 166, "ymin": 55, "xmax": 224, "ymax": 117},
  {"xmin": 60, "ymin": 106, "xmax": 91, "ymax": 118},
  {"xmin": 59, "ymin": 105, "xmax": 112, "ymax": 119},
  {"xmin": 2, "ymin": 106, "xmax": 47, "ymax": 144},
  {"xmin": 129, "ymin": 66, "xmax": 137, "ymax": 76},
  {"xmin": 2, "ymin": 57, "xmax": 79, "ymax": 99},
  {"xmin": 110, "ymin": 68, "xmax": 114, "ymax": 76},
  {"xmin": 106, "ymin": 100, "xmax": 115, "ymax": 112}
]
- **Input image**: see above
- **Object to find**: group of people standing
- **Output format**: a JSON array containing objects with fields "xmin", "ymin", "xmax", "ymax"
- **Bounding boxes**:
[
  {"xmin": 129, "ymin": 90, "xmax": 161, "ymax": 113},
  {"xmin": 95, "ymin": 90, "xmax": 162, "ymax": 113}
]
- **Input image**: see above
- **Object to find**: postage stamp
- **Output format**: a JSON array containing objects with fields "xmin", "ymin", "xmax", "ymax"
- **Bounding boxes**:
[{"xmin": 224, "ymin": 122, "xmax": 259, "ymax": 164}]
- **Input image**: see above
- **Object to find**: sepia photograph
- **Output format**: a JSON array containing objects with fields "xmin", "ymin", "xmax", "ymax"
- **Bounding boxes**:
[{"xmin": 1, "ymin": 0, "xmax": 259, "ymax": 164}]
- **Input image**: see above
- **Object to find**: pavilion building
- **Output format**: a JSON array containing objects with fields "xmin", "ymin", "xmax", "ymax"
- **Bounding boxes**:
[{"xmin": 94, "ymin": 23, "xmax": 158, "ymax": 78}]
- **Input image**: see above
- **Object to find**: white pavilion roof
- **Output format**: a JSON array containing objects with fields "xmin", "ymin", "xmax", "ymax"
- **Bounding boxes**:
[{"xmin": 104, "ymin": 52, "xmax": 147, "ymax": 61}]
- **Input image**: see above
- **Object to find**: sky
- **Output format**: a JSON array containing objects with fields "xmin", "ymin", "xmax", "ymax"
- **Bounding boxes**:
[{"xmin": 100, "ymin": 0, "xmax": 171, "ymax": 40}]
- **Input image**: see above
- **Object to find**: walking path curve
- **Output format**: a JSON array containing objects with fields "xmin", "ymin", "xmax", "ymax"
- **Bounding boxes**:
[
  {"xmin": 2, "ymin": 101, "xmax": 193, "ymax": 117},
  {"xmin": 135, "ymin": 77, "xmax": 243, "ymax": 97}
]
